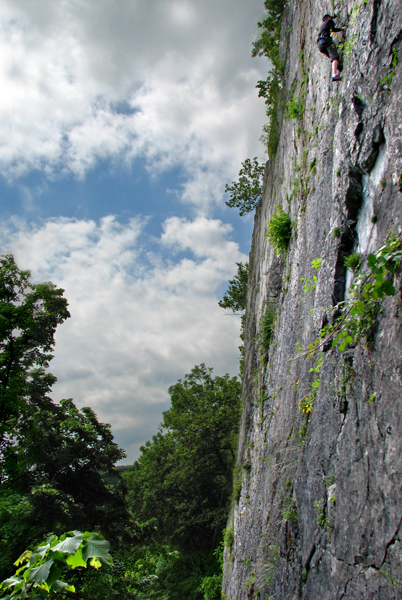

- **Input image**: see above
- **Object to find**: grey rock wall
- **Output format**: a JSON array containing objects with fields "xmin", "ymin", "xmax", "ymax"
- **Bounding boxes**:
[{"xmin": 223, "ymin": 0, "xmax": 402, "ymax": 598}]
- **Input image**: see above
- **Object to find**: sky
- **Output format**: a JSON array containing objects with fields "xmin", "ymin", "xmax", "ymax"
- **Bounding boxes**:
[{"xmin": 0, "ymin": 0, "xmax": 268, "ymax": 463}]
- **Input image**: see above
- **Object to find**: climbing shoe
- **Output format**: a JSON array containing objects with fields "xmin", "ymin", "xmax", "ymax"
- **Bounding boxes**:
[{"xmin": 332, "ymin": 74, "xmax": 341, "ymax": 81}]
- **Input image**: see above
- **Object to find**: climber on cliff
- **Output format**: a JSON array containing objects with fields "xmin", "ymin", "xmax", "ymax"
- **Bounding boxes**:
[{"xmin": 317, "ymin": 14, "xmax": 345, "ymax": 81}]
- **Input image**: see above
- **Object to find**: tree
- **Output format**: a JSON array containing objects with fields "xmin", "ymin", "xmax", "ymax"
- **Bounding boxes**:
[
  {"xmin": 224, "ymin": 158, "xmax": 265, "ymax": 215},
  {"xmin": 18, "ymin": 396, "xmax": 127, "ymax": 534},
  {"xmin": 251, "ymin": 0, "xmax": 286, "ymax": 66},
  {"xmin": 218, "ymin": 262, "xmax": 249, "ymax": 314},
  {"xmin": 124, "ymin": 364, "xmax": 241, "ymax": 550},
  {"xmin": 0, "ymin": 253, "xmax": 70, "ymax": 477},
  {"xmin": 0, "ymin": 255, "xmax": 127, "ymax": 577}
]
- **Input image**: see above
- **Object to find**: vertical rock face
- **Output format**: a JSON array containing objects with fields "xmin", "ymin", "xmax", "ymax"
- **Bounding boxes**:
[{"xmin": 223, "ymin": 0, "xmax": 402, "ymax": 598}]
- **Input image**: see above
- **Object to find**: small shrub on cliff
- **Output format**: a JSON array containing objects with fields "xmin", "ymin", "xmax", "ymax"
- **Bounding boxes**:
[
  {"xmin": 225, "ymin": 158, "xmax": 265, "ymax": 216},
  {"xmin": 219, "ymin": 262, "xmax": 249, "ymax": 313},
  {"xmin": 344, "ymin": 252, "xmax": 361, "ymax": 272},
  {"xmin": 223, "ymin": 526, "xmax": 234, "ymax": 549},
  {"xmin": 265, "ymin": 205, "xmax": 292, "ymax": 256},
  {"xmin": 260, "ymin": 304, "xmax": 277, "ymax": 352},
  {"xmin": 286, "ymin": 95, "xmax": 304, "ymax": 119}
]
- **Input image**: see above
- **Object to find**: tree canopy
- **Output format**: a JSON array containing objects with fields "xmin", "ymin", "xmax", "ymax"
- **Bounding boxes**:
[
  {"xmin": 0, "ymin": 253, "xmax": 70, "ymax": 476},
  {"xmin": 124, "ymin": 364, "xmax": 241, "ymax": 550}
]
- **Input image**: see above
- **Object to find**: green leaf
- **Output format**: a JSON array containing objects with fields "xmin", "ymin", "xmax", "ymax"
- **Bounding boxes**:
[
  {"xmin": 345, "ymin": 336, "xmax": 353, "ymax": 344},
  {"xmin": 66, "ymin": 547, "xmax": 87, "ymax": 569},
  {"xmin": 89, "ymin": 557, "xmax": 102, "ymax": 570},
  {"xmin": 1, "ymin": 577, "xmax": 23, "ymax": 588},
  {"xmin": 380, "ymin": 280, "xmax": 395, "ymax": 295},
  {"xmin": 45, "ymin": 563, "xmax": 63, "ymax": 588},
  {"xmin": 14, "ymin": 551, "xmax": 32, "ymax": 566},
  {"xmin": 51, "ymin": 580, "xmax": 70, "ymax": 591},
  {"xmin": 51, "ymin": 534, "xmax": 83, "ymax": 555},
  {"xmin": 28, "ymin": 559, "xmax": 54, "ymax": 585},
  {"xmin": 36, "ymin": 545, "xmax": 50, "ymax": 559},
  {"xmin": 350, "ymin": 302, "xmax": 365, "ymax": 315},
  {"xmin": 82, "ymin": 536, "xmax": 112, "ymax": 565}
]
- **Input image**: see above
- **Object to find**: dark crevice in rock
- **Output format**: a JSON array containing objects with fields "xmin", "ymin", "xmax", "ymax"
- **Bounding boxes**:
[
  {"xmin": 382, "ymin": 515, "xmax": 402, "ymax": 565},
  {"xmin": 352, "ymin": 94, "xmax": 365, "ymax": 119},
  {"xmin": 304, "ymin": 543, "xmax": 316, "ymax": 573},
  {"xmin": 332, "ymin": 168, "xmax": 363, "ymax": 308},
  {"xmin": 339, "ymin": 576, "xmax": 353, "ymax": 600},
  {"xmin": 390, "ymin": 30, "xmax": 402, "ymax": 52},
  {"xmin": 370, "ymin": 0, "xmax": 382, "ymax": 45},
  {"xmin": 354, "ymin": 121, "xmax": 364, "ymax": 139}
]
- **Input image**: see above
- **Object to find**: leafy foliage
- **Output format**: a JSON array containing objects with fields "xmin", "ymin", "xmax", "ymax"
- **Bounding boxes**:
[
  {"xmin": 286, "ymin": 95, "xmax": 304, "ymax": 120},
  {"xmin": 260, "ymin": 304, "xmax": 277, "ymax": 353},
  {"xmin": 0, "ymin": 254, "xmax": 70, "ymax": 474},
  {"xmin": 256, "ymin": 73, "xmax": 282, "ymax": 160},
  {"xmin": 344, "ymin": 252, "xmax": 361, "ymax": 272},
  {"xmin": 305, "ymin": 234, "xmax": 402, "ymax": 356},
  {"xmin": 298, "ymin": 356, "xmax": 322, "ymax": 416},
  {"xmin": 0, "ymin": 530, "xmax": 112, "ymax": 599},
  {"xmin": 265, "ymin": 205, "xmax": 292, "ymax": 256},
  {"xmin": 17, "ymin": 396, "xmax": 127, "ymax": 536},
  {"xmin": 253, "ymin": 1, "xmax": 286, "ymax": 159},
  {"xmin": 218, "ymin": 262, "xmax": 249, "ymax": 313},
  {"xmin": 224, "ymin": 158, "xmax": 265, "ymax": 215},
  {"xmin": 251, "ymin": 0, "xmax": 286, "ymax": 67},
  {"xmin": 300, "ymin": 258, "xmax": 321, "ymax": 296},
  {"xmin": 0, "ymin": 255, "xmax": 127, "ymax": 579},
  {"xmin": 124, "ymin": 364, "xmax": 241, "ymax": 551},
  {"xmin": 0, "ymin": 493, "xmax": 33, "ymax": 580},
  {"xmin": 197, "ymin": 546, "xmax": 223, "ymax": 600}
]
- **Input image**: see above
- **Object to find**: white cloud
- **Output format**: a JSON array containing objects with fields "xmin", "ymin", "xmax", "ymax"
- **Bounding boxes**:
[
  {"xmin": 0, "ymin": 215, "xmax": 246, "ymax": 462},
  {"xmin": 0, "ymin": 0, "xmax": 267, "ymax": 208},
  {"xmin": 0, "ymin": 0, "xmax": 264, "ymax": 462}
]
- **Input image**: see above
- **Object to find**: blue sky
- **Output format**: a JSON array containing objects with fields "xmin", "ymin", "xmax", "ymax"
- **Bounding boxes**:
[{"xmin": 0, "ymin": 0, "xmax": 268, "ymax": 462}]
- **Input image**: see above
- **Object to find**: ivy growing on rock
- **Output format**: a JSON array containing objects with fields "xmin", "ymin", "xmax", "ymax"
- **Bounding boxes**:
[{"xmin": 305, "ymin": 234, "xmax": 402, "ymax": 357}]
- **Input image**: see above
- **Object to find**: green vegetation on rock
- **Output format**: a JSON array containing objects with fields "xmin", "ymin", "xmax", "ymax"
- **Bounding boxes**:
[{"xmin": 265, "ymin": 205, "xmax": 292, "ymax": 256}]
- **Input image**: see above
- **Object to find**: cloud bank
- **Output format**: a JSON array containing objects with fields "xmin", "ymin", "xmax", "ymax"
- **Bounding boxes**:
[
  {"xmin": 1, "ymin": 0, "xmax": 267, "ymax": 209},
  {"xmin": 0, "ymin": 0, "xmax": 268, "ymax": 461},
  {"xmin": 0, "ymin": 215, "xmax": 246, "ymax": 461}
]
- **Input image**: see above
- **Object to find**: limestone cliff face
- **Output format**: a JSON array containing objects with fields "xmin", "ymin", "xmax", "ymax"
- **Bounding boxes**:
[{"xmin": 223, "ymin": 0, "xmax": 402, "ymax": 598}]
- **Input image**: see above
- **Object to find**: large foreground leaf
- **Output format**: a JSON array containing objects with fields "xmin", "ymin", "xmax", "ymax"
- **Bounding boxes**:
[
  {"xmin": 82, "ymin": 536, "xmax": 112, "ymax": 565},
  {"xmin": 51, "ymin": 533, "xmax": 83, "ymax": 555},
  {"xmin": 28, "ymin": 559, "xmax": 54, "ymax": 585}
]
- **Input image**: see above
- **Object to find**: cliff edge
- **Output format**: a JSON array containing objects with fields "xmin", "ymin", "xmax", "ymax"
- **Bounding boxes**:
[{"xmin": 223, "ymin": 0, "xmax": 402, "ymax": 598}]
